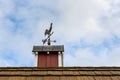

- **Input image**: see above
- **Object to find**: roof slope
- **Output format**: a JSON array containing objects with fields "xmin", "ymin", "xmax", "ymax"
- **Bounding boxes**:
[
  {"xmin": 32, "ymin": 45, "xmax": 64, "ymax": 52},
  {"xmin": 0, "ymin": 67, "xmax": 120, "ymax": 80}
]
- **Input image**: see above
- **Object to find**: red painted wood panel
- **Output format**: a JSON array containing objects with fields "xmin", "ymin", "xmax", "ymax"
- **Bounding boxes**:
[
  {"xmin": 50, "ymin": 53, "xmax": 58, "ymax": 67},
  {"xmin": 38, "ymin": 52, "xmax": 58, "ymax": 67},
  {"xmin": 38, "ymin": 52, "xmax": 47, "ymax": 67},
  {"xmin": 46, "ymin": 54, "xmax": 51, "ymax": 67}
]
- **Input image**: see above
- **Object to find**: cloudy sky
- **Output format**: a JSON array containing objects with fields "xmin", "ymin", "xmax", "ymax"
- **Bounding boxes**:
[{"xmin": 0, "ymin": 0, "xmax": 120, "ymax": 67}]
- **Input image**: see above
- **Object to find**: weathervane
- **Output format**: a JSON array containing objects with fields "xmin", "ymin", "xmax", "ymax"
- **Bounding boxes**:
[{"xmin": 42, "ymin": 23, "xmax": 56, "ymax": 45}]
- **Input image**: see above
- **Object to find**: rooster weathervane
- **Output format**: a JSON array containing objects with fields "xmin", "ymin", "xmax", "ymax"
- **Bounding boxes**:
[{"xmin": 42, "ymin": 23, "xmax": 56, "ymax": 45}]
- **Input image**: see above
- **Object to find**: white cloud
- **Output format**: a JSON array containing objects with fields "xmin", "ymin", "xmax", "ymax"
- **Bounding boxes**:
[
  {"xmin": 65, "ymin": 46, "xmax": 120, "ymax": 66},
  {"xmin": 56, "ymin": 0, "xmax": 120, "ymax": 66},
  {"xmin": 0, "ymin": 0, "xmax": 57, "ymax": 66},
  {"xmin": 54, "ymin": 0, "xmax": 110, "ymax": 44}
]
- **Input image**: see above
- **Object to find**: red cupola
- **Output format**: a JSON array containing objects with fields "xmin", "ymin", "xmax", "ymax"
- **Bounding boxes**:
[{"xmin": 32, "ymin": 45, "xmax": 64, "ymax": 67}]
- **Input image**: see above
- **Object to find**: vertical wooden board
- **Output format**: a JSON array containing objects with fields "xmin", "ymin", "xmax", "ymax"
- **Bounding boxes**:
[
  {"xmin": 26, "ymin": 77, "xmax": 32, "ymax": 80},
  {"xmin": 62, "ymin": 71, "xmax": 65, "ymax": 75},
  {"xmin": 8, "ymin": 77, "xmax": 16, "ymax": 80},
  {"xmin": 54, "ymin": 71, "xmax": 62, "ymax": 75},
  {"xmin": 36, "ymin": 77, "xmax": 43, "ymax": 80},
  {"xmin": 111, "ymin": 76, "xmax": 120, "ymax": 80},
  {"xmin": 87, "ymin": 71, "xmax": 95, "ymax": 75},
  {"xmin": 62, "ymin": 71, "xmax": 69, "ymax": 75},
  {"xmin": 38, "ymin": 53, "xmax": 47, "ymax": 67},
  {"xmin": 67, "ymin": 76, "xmax": 73, "ymax": 80},
  {"xmin": 79, "ymin": 71, "xmax": 88, "ymax": 75},
  {"xmin": 94, "ymin": 71, "xmax": 102, "ymax": 75},
  {"xmin": 44, "ymin": 76, "xmax": 47, "ymax": 80},
  {"xmin": 63, "ymin": 76, "xmax": 72, "ymax": 80},
  {"xmin": 76, "ymin": 76, "xmax": 86, "ymax": 80},
  {"xmin": 69, "ymin": 71, "xmax": 73, "ymax": 75},
  {"xmin": 110, "ymin": 71, "xmax": 118, "ymax": 75},
  {"xmin": 8, "ymin": 76, "xmax": 26, "ymax": 80},
  {"xmin": 69, "ymin": 76, "xmax": 77, "ymax": 80},
  {"xmin": 38, "ymin": 52, "xmax": 58, "ymax": 67},
  {"xmin": 0, "ymin": 77, "xmax": 9, "ymax": 80},
  {"xmin": 102, "ymin": 76, "xmax": 111, "ymax": 80},
  {"xmin": 68, "ymin": 71, "xmax": 73, "ymax": 75},
  {"xmin": 101, "ymin": 71, "xmax": 111, "ymax": 75},
  {"xmin": 119, "ymin": 76, "xmax": 120, "ymax": 80},
  {"xmin": 48, "ymin": 71, "xmax": 54, "ymax": 75},
  {"xmin": 20, "ymin": 77, "xmax": 26, "ymax": 80},
  {"xmin": 76, "ymin": 76, "xmax": 80, "ymax": 80},
  {"xmin": 43, "ymin": 76, "xmax": 50, "ymax": 80},
  {"xmin": 46, "ymin": 54, "xmax": 51, "ymax": 67},
  {"xmin": 94, "ymin": 76, "xmax": 104, "ymax": 80},
  {"xmin": 73, "ymin": 71, "xmax": 79, "ymax": 75},
  {"xmin": 60, "ymin": 76, "xmax": 66, "ymax": 80},
  {"xmin": 38, "ymin": 71, "xmax": 47, "ymax": 75},
  {"xmin": 87, "ymin": 76, "xmax": 95, "ymax": 80},
  {"xmin": 50, "ymin": 53, "xmax": 58, "ymax": 67},
  {"xmin": 82, "ymin": 76, "xmax": 90, "ymax": 80},
  {"xmin": 116, "ymin": 71, "xmax": 120, "ymax": 75},
  {"xmin": 49, "ymin": 76, "xmax": 59, "ymax": 80},
  {"xmin": 27, "ymin": 76, "xmax": 43, "ymax": 80},
  {"xmin": 62, "ymin": 71, "xmax": 71, "ymax": 75}
]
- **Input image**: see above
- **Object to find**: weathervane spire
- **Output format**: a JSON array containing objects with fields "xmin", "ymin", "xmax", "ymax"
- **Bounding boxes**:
[{"xmin": 42, "ymin": 23, "xmax": 56, "ymax": 45}]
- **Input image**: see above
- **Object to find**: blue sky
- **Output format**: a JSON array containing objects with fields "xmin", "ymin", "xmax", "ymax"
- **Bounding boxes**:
[{"xmin": 0, "ymin": 0, "xmax": 120, "ymax": 67}]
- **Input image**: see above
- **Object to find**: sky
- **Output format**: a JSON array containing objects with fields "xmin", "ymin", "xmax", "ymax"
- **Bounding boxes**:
[{"xmin": 0, "ymin": 0, "xmax": 120, "ymax": 67}]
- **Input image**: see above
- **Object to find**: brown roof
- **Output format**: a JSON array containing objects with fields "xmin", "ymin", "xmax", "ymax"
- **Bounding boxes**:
[
  {"xmin": 32, "ymin": 45, "xmax": 64, "ymax": 52},
  {"xmin": 0, "ymin": 67, "xmax": 120, "ymax": 80}
]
